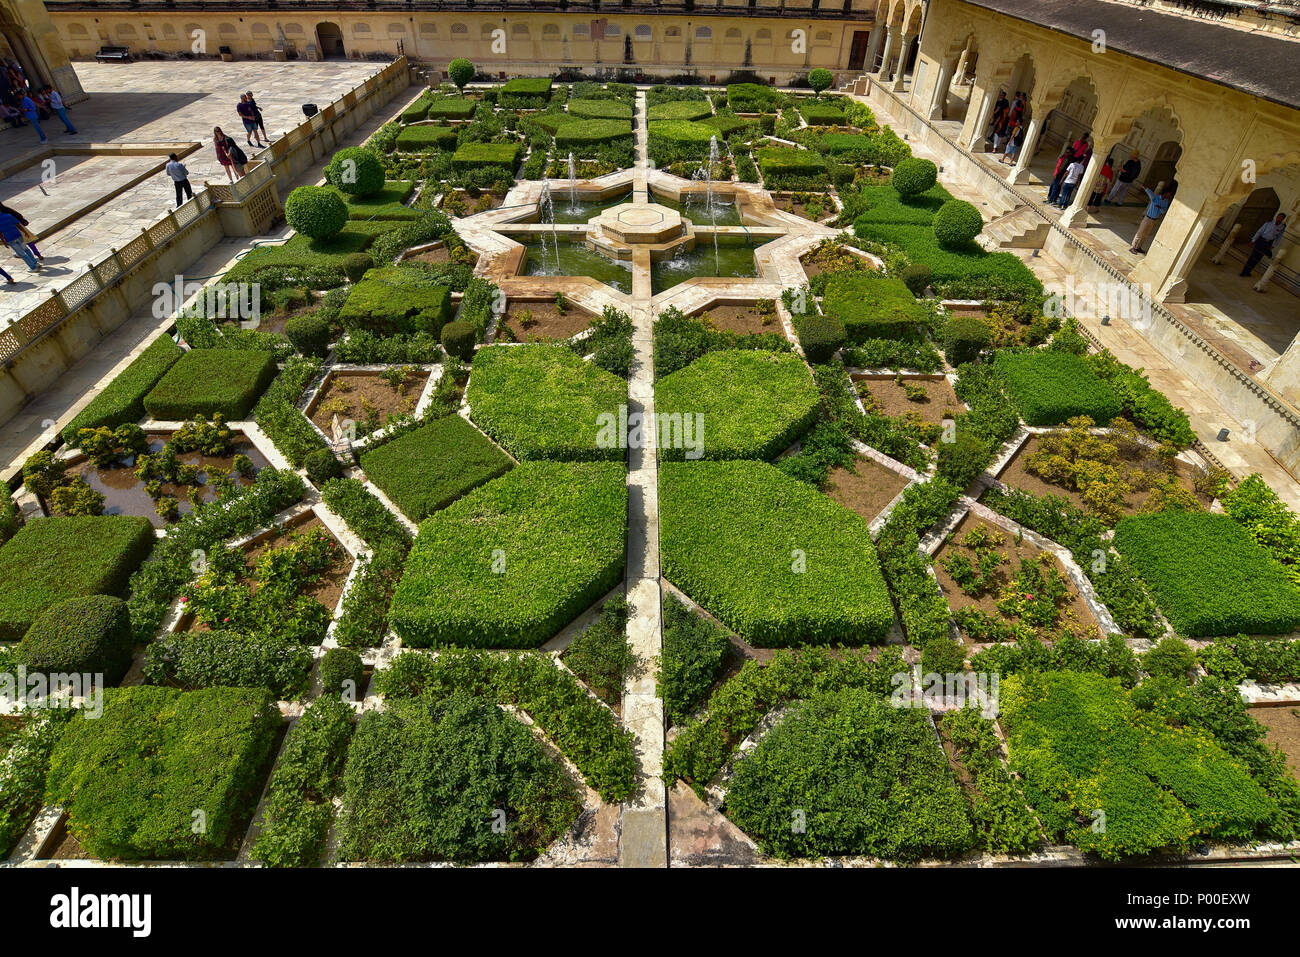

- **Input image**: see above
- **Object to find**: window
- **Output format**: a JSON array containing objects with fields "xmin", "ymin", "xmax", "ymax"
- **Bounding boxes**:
[
  {"xmin": 605, "ymin": 24, "xmax": 622, "ymax": 38},
  {"xmin": 756, "ymin": 29, "xmax": 771, "ymax": 41},
  {"xmin": 696, "ymin": 27, "xmax": 713, "ymax": 41},
  {"xmin": 284, "ymin": 23, "xmax": 304, "ymax": 35},
  {"xmin": 635, "ymin": 25, "xmax": 652, "ymax": 40},
  {"xmin": 218, "ymin": 23, "xmax": 237, "ymax": 36},
  {"xmin": 354, "ymin": 23, "xmax": 371, "ymax": 35},
  {"xmin": 388, "ymin": 24, "xmax": 405, "ymax": 35},
  {"xmin": 68, "ymin": 23, "xmax": 88, "ymax": 35},
  {"xmin": 252, "ymin": 24, "xmax": 271, "ymax": 36},
  {"xmin": 725, "ymin": 28, "xmax": 741, "ymax": 41},
  {"xmin": 574, "ymin": 24, "xmax": 590, "ymax": 38},
  {"xmin": 162, "ymin": 24, "xmax": 176, "ymax": 38},
  {"xmin": 451, "ymin": 22, "xmax": 468, "ymax": 36},
  {"xmin": 512, "ymin": 24, "xmax": 529, "ymax": 37},
  {"xmin": 481, "ymin": 24, "xmax": 495, "ymax": 38},
  {"xmin": 116, "ymin": 24, "xmax": 138, "ymax": 38},
  {"xmin": 543, "ymin": 24, "xmax": 560, "ymax": 38},
  {"xmin": 665, "ymin": 26, "xmax": 681, "ymax": 38},
  {"xmin": 419, "ymin": 23, "xmax": 438, "ymax": 36}
]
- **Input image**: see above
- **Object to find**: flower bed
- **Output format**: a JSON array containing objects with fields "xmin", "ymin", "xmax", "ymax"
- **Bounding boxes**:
[
  {"xmin": 389, "ymin": 460, "xmax": 626, "ymax": 648},
  {"xmin": 659, "ymin": 460, "xmax": 893, "ymax": 646}
]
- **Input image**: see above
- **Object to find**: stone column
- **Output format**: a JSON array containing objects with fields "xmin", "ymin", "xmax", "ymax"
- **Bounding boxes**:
[
  {"xmin": 1007, "ymin": 112, "xmax": 1044, "ymax": 184},
  {"xmin": 1159, "ymin": 209, "xmax": 1218, "ymax": 302},
  {"xmin": 1254, "ymin": 236, "xmax": 1293, "ymax": 293},
  {"xmin": 1061, "ymin": 146, "xmax": 1110, "ymax": 227},
  {"xmin": 965, "ymin": 79, "xmax": 996, "ymax": 152},
  {"xmin": 929, "ymin": 56, "xmax": 955, "ymax": 120},
  {"xmin": 866, "ymin": 24, "xmax": 886, "ymax": 74},
  {"xmin": 1261, "ymin": 332, "xmax": 1300, "ymax": 407},
  {"xmin": 892, "ymin": 33, "xmax": 915, "ymax": 91},
  {"xmin": 1211, "ymin": 222, "xmax": 1242, "ymax": 265},
  {"xmin": 873, "ymin": 27, "xmax": 896, "ymax": 78}
]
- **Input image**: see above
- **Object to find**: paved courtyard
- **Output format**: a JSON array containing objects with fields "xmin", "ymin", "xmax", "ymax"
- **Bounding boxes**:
[{"xmin": 0, "ymin": 60, "xmax": 379, "ymax": 323}]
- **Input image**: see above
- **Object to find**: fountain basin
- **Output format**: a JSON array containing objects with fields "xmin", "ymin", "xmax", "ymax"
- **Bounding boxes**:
[{"xmin": 596, "ymin": 202, "xmax": 686, "ymax": 245}]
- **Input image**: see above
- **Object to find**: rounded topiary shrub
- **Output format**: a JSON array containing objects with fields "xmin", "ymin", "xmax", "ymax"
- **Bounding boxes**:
[
  {"xmin": 941, "ymin": 315, "xmax": 992, "ymax": 366},
  {"xmin": 936, "ymin": 428, "xmax": 991, "ymax": 490},
  {"xmin": 808, "ymin": 68, "xmax": 834, "ymax": 95},
  {"xmin": 325, "ymin": 147, "xmax": 385, "ymax": 198},
  {"xmin": 321, "ymin": 646, "xmax": 365, "ymax": 698},
  {"xmin": 448, "ymin": 58, "xmax": 475, "ymax": 92},
  {"xmin": 304, "ymin": 448, "xmax": 344, "ymax": 484},
  {"xmin": 440, "ymin": 320, "xmax": 476, "ymax": 361},
  {"xmin": 18, "ymin": 595, "xmax": 134, "ymax": 684},
  {"xmin": 285, "ymin": 314, "xmax": 331, "ymax": 358},
  {"xmin": 342, "ymin": 252, "xmax": 375, "ymax": 283},
  {"xmin": 933, "ymin": 199, "xmax": 984, "ymax": 249},
  {"xmin": 900, "ymin": 263, "xmax": 932, "ymax": 297},
  {"xmin": 285, "ymin": 185, "xmax": 348, "ymax": 240},
  {"xmin": 797, "ymin": 316, "xmax": 847, "ymax": 364},
  {"xmin": 891, "ymin": 157, "xmax": 938, "ymax": 197}
]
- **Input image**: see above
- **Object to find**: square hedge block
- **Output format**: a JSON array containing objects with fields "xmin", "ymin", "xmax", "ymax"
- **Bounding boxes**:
[{"xmin": 143, "ymin": 348, "xmax": 278, "ymax": 420}]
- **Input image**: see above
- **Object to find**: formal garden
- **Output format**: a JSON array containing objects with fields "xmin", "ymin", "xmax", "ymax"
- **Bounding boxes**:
[{"xmin": 3, "ymin": 65, "xmax": 1300, "ymax": 869}]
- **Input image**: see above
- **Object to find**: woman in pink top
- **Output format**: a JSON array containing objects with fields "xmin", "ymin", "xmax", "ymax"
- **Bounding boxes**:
[{"xmin": 213, "ymin": 126, "xmax": 247, "ymax": 182}]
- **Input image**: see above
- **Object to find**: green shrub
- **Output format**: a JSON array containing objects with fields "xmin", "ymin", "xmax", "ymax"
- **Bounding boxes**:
[
  {"xmin": 61, "ymin": 336, "xmax": 183, "ymax": 442},
  {"xmin": 891, "ymin": 157, "xmax": 938, "ymax": 197},
  {"xmin": 647, "ymin": 100, "xmax": 712, "ymax": 122},
  {"xmin": 647, "ymin": 119, "xmax": 717, "ymax": 163},
  {"xmin": 822, "ymin": 273, "xmax": 931, "ymax": 341},
  {"xmin": 660, "ymin": 595, "xmax": 731, "ymax": 726},
  {"xmin": 360, "ymin": 415, "xmax": 512, "ymax": 522},
  {"xmin": 933, "ymin": 199, "xmax": 983, "ymax": 248},
  {"xmin": 561, "ymin": 595, "xmax": 632, "ymax": 704},
  {"xmin": 253, "ymin": 358, "xmax": 331, "ymax": 467},
  {"xmin": 338, "ymin": 693, "xmax": 579, "ymax": 862},
  {"xmin": 808, "ymin": 69, "xmax": 834, "ymax": 95},
  {"xmin": 451, "ymin": 142, "xmax": 521, "ymax": 172},
  {"xmin": 654, "ymin": 350, "xmax": 820, "ymax": 461},
  {"xmin": 389, "ymin": 461, "xmax": 625, "ymax": 648},
  {"xmin": 393, "ymin": 123, "xmax": 459, "ymax": 152},
  {"xmin": 940, "ymin": 706, "xmax": 1042, "ymax": 854},
  {"xmin": 800, "ymin": 101, "xmax": 845, "ymax": 126},
  {"xmin": 448, "ymin": 59, "xmax": 475, "ymax": 91},
  {"xmin": 425, "ymin": 96, "xmax": 477, "ymax": 120},
  {"xmin": 399, "ymin": 88, "xmax": 435, "ymax": 122},
  {"xmin": 796, "ymin": 314, "xmax": 847, "ymax": 364},
  {"xmin": 727, "ymin": 82, "xmax": 782, "ymax": 113},
  {"xmin": 321, "ymin": 647, "xmax": 365, "ymax": 697},
  {"xmin": 304, "ymin": 448, "xmax": 343, "ymax": 485},
  {"xmin": 439, "ymin": 319, "xmax": 476, "ymax": 360},
  {"xmin": 0, "ymin": 710, "xmax": 72, "ymax": 858},
  {"xmin": 554, "ymin": 118, "xmax": 635, "ymax": 151},
  {"xmin": 757, "ymin": 146, "xmax": 828, "ymax": 189},
  {"xmin": 1114, "ymin": 511, "xmax": 1300, "ymax": 636},
  {"xmin": 324, "ymin": 146, "xmax": 385, "ymax": 197},
  {"xmin": 652, "ymin": 305, "xmax": 791, "ymax": 380},
  {"xmin": 659, "ymin": 460, "xmax": 893, "ymax": 646},
  {"xmin": 568, "ymin": 98, "xmax": 635, "ymax": 120},
  {"xmin": 143, "ymin": 630, "xmax": 314, "ymax": 700},
  {"xmin": 285, "ymin": 185, "xmax": 349, "ymax": 240},
  {"xmin": 466, "ymin": 345, "xmax": 626, "ymax": 461},
  {"xmin": 994, "ymin": 350, "xmax": 1122, "ymax": 426},
  {"xmin": 17, "ymin": 595, "xmax": 134, "ymax": 684},
  {"xmin": 319, "ymin": 477, "xmax": 411, "ymax": 550},
  {"xmin": 936, "ymin": 428, "xmax": 992, "ymax": 489},
  {"xmin": 143, "ymin": 348, "xmax": 277, "ymax": 420},
  {"xmin": 284, "ymin": 313, "xmax": 331, "ymax": 358},
  {"xmin": 338, "ymin": 265, "xmax": 453, "ymax": 336},
  {"xmin": 250, "ymin": 697, "xmax": 354, "ymax": 868},
  {"xmin": 900, "ymin": 263, "xmax": 932, "ymax": 296},
  {"xmin": 941, "ymin": 315, "xmax": 991, "ymax": 366},
  {"xmin": 0, "ymin": 515, "xmax": 154, "ymax": 641},
  {"xmin": 1222, "ymin": 474, "xmax": 1300, "ymax": 587},
  {"xmin": 1142, "ymin": 635, "xmax": 1196, "ymax": 680},
  {"xmin": 500, "ymin": 76, "xmax": 553, "ymax": 102}
]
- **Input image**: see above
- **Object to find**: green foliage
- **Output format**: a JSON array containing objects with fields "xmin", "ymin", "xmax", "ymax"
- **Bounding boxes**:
[
  {"xmin": 46, "ymin": 686, "xmax": 278, "ymax": 860},
  {"xmin": 647, "ymin": 100, "xmax": 712, "ymax": 122},
  {"xmin": 1080, "ymin": 350, "xmax": 1196, "ymax": 447},
  {"xmin": 285, "ymin": 185, "xmax": 349, "ymax": 240},
  {"xmin": 61, "ymin": 335, "xmax": 183, "ymax": 442},
  {"xmin": 0, "ymin": 710, "xmax": 72, "ymax": 858},
  {"xmin": 994, "ymin": 350, "xmax": 1122, "ymax": 426},
  {"xmin": 647, "ymin": 119, "xmax": 718, "ymax": 164},
  {"xmin": 842, "ymin": 337, "xmax": 943, "ymax": 373},
  {"xmin": 822, "ymin": 273, "xmax": 932, "ymax": 341},
  {"xmin": 440, "ymin": 319, "xmax": 476, "ymax": 360},
  {"xmin": 0, "ymin": 515, "xmax": 154, "ymax": 640},
  {"xmin": 304, "ymin": 449, "xmax": 342, "ymax": 485},
  {"xmin": 284, "ymin": 313, "xmax": 331, "ymax": 358},
  {"xmin": 448, "ymin": 59, "xmax": 475, "ymax": 91},
  {"xmin": 338, "ymin": 265, "xmax": 453, "ymax": 336},
  {"xmin": 319, "ymin": 477, "xmax": 411, "ymax": 550},
  {"xmin": 425, "ymin": 97, "xmax": 477, "ymax": 120},
  {"xmin": 466, "ymin": 345, "xmax": 627, "ymax": 461},
  {"xmin": 941, "ymin": 315, "xmax": 991, "ymax": 366},
  {"xmin": 554, "ymin": 118, "xmax": 635, "ymax": 151},
  {"xmin": 795, "ymin": 314, "xmax": 847, "ymax": 363},
  {"xmin": 853, "ymin": 221, "xmax": 1043, "ymax": 300},
  {"xmin": 568, "ymin": 98, "xmax": 636, "ymax": 120},
  {"xmin": 144, "ymin": 629, "xmax": 315, "ymax": 700},
  {"xmin": 253, "ymin": 357, "xmax": 331, "ymax": 467},
  {"xmin": 807, "ymin": 68, "xmax": 834, "ymax": 95},
  {"xmin": 143, "ymin": 348, "xmax": 278, "ymax": 420},
  {"xmin": 360, "ymin": 415, "xmax": 512, "ymax": 522},
  {"xmin": 799, "ymin": 100, "xmax": 845, "ymax": 125},
  {"xmin": 933, "ymin": 199, "xmax": 984, "ymax": 248},
  {"xmin": 338, "ymin": 693, "xmax": 580, "ymax": 862},
  {"xmin": 891, "ymin": 157, "xmax": 938, "ymax": 197},
  {"xmin": 756, "ymin": 146, "xmax": 828, "ymax": 189},
  {"xmin": 562, "ymin": 595, "xmax": 633, "ymax": 704},
  {"xmin": 811, "ymin": 359, "xmax": 931, "ymax": 472},
  {"xmin": 1142, "ymin": 635, "xmax": 1196, "ymax": 680},
  {"xmin": 659, "ymin": 460, "xmax": 893, "ymax": 646},
  {"xmin": 1114, "ymin": 511, "xmax": 1300, "ymax": 636},
  {"xmin": 251, "ymin": 697, "xmax": 354, "ymax": 868},
  {"xmin": 324, "ymin": 146, "xmax": 385, "ymax": 197},
  {"xmin": 576, "ymin": 305, "xmax": 635, "ymax": 379},
  {"xmin": 936, "ymin": 427, "xmax": 992, "ymax": 489},
  {"xmin": 1200, "ymin": 635, "xmax": 1300, "ymax": 684},
  {"xmin": 390, "ymin": 461, "xmax": 626, "ymax": 648},
  {"xmin": 450, "ymin": 141, "xmax": 521, "ymax": 172},
  {"xmin": 321, "ymin": 647, "xmax": 365, "ymax": 698},
  {"xmin": 652, "ymin": 304, "xmax": 791, "ymax": 380},
  {"xmin": 940, "ymin": 707, "xmax": 1043, "ymax": 854},
  {"xmin": 726, "ymin": 83, "xmax": 785, "ymax": 113},
  {"xmin": 659, "ymin": 595, "xmax": 731, "ymax": 726},
  {"xmin": 17, "ymin": 595, "xmax": 134, "ymax": 684},
  {"xmin": 393, "ymin": 123, "xmax": 459, "ymax": 152},
  {"xmin": 1221, "ymin": 473, "xmax": 1300, "ymax": 587},
  {"xmin": 775, "ymin": 421, "xmax": 856, "ymax": 488},
  {"xmin": 654, "ymin": 350, "xmax": 820, "ymax": 461}
]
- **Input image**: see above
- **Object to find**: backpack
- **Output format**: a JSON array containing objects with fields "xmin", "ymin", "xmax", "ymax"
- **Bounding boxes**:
[{"xmin": 228, "ymin": 141, "xmax": 248, "ymax": 165}]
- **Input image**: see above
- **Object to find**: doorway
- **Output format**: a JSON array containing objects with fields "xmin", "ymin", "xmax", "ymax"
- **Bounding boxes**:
[
  {"xmin": 848, "ymin": 31, "xmax": 870, "ymax": 71},
  {"xmin": 316, "ymin": 22, "xmax": 345, "ymax": 59}
]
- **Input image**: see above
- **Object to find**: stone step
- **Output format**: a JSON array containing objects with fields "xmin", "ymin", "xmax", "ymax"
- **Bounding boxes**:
[{"xmin": 982, "ymin": 204, "xmax": 1049, "ymax": 249}]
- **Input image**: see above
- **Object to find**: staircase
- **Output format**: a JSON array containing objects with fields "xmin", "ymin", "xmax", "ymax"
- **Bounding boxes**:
[
  {"xmin": 838, "ymin": 74, "xmax": 872, "ymax": 95},
  {"xmin": 980, "ymin": 204, "xmax": 1049, "ymax": 250}
]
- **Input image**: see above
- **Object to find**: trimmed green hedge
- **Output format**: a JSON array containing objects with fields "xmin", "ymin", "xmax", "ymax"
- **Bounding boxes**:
[
  {"xmin": 727, "ymin": 83, "xmax": 782, "ymax": 113},
  {"xmin": 400, "ymin": 89, "xmax": 436, "ymax": 123},
  {"xmin": 757, "ymin": 146, "xmax": 828, "ymax": 188},
  {"xmin": 426, "ymin": 96, "xmax": 477, "ymax": 120},
  {"xmin": 647, "ymin": 120, "xmax": 718, "ymax": 161},
  {"xmin": 45, "ymin": 686, "xmax": 279, "ymax": 860},
  {"xmin": 331, "ymin": 181, "xmax": 420, "ymax": 220},
  {"xmin": 360, "ymin": 414, "xmax": 512, "ymax": 522},
  {"xmin": 994, "ymin": 350, "xmax": 1122, "ymax": 426},
  {"xmin": 501, "ymin": 77, "xmax": 553, "ymax": 98},
  {"xmin": 62, "ymin": 335, "xmax": 183, "ymax": 442},
  {"xmin": 394, "ymin": 123, "xmax": 459, "ymax": 152},
  {"xmin": 143, "ymin": 348, "xmax": 277, "ymax": 420},
  {"xmin": 451, "ymin": 142, "xmax": 521, "ymax": 172},
  {"xmin": 647, "ymin": 100, "xmax": 712, "ymax": 122},
  {"xmin": 17, "ymin": 595, "xmax": 134, "ymax": 685},
  {"xmin": 654, "ymin": 350, "xmax": 819, "ymax": 461},
  {"xmin": 221, "ymin": 221, "xmax": 388, "ymax": 289},
  {"xmin": 818, "ymin": 131, "xmax": 911, "ymax": 165},
  {"xmin": 554, "ymin": 118, "xmax": 635, "ymax": 150},
  {"xmin": 338, "ymin": 265, "xmax": 453, "ymax": 336},
  {"xmin": 568, "ymin": 98, "xmax": 635, "ymax": 121},
  {"xmin": 853, "ymin": 220, "xmax": 1043, "ymax": 300},
  {"xmin": 800, "ymin": 101, "xmax": 846, "ymax": 126},
  {"xmin": 660, "ymin": 595, "xmax": 731, "ymax": 726},
  {"xmin": 389, "ymin": 461, "xmax": 626, "ymax": 648},
  {"xmin": 0, "ymin": 515, "xmax": 154, "ymax": 640},
  {"xmin": 659, "ymin": 460, "xmax": 893, "ymax": 646},
  {"xmin": 467, "ymin": 344, "xmax": 627, "ymax": 461},
  {"xmin": 1114, "ymin": 511, "xmax": 1300, "ymax": 637},
  {"xmin": 822, "ymin": 273, "xmax": 932, "ymax": 341}
]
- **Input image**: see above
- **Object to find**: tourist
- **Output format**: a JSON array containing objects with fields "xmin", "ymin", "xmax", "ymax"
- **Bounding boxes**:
[
  {"xmin": 0, "ymin": 264, "xmax": 12, "ymax": 284},
  {"xmin": 1070, "ymin": 133, "xmax": 1092, "ymax": 164},
  {"xmin": 164, "ymin": 152, "xmax": 194, "ymax": 208},
  {"xmin": 245, "ymin": 90, "xmax": 268, "ymax": 142},
  {"xmin": 43, "ymin": 85, "xmax": 77, "ymax": 134},
  {"xmin": 1056, "ymin": 157, "xmax": 1087, "ymax": 208},
  {"xmin": 0, "ymin": 99, "xmax": 21, "ymax": 129},
  {"xmin": 0, "ymin": 203, "xmax": 41, "ymax": 261},
  {"xmin": 1087, "ymin": 158, "xmax": 1114, "ymax": 212},
  {"xmin": 1002, "ymin": 123, "xmax": 1026, "ymax": 165},
  {"xmin": 237, "ymin": 95, "xmax": 266, "ymax": 149},
  {"xmin": 1106, "ymin": 150, "xmax": 1142, "ymax": 205},
  {"xmin": 1239, "ymin": 212, "xmax": 1288, "ymax": 278},
  {"xmin": 1008, "ymin": 91, "xmax": 1026, "ymax": 130},
  {"xmin": 213, "ymin": 127, "xmax": 247, "ymax": 182},
  {"xmin": 986, "ymin": 89, "xmax": 1009, "ymax": 147},
  {"xmin": 1129, "ymin": 185, "xmax": 1175, "ymax": 254},
  {"xmin": 1046, "ymin": 142, "xmax": 1074, "ymax": 204},
  {"xmin": 0, "ymin": 209, "xmax": 40, "ymax": 271},
  {"xmin": 19, "ymin": 91, "xmax": 44, "ymax": 143}
]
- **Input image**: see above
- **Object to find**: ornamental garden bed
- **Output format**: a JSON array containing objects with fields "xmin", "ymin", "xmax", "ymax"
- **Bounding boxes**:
[
  {"xmin": 852, "ymin": 374, "xmax": 962, "ymax": 426},
  {"xmin": 65, "ymin": 429, "xmax": 269, "ymax": 529},
  {"xmin": 143, "ymin": 349, "xmax": 278, "ymax": 421},
  {"xmin": 757, "ymin": 146, "xmax": 829, "ymax": 191},
  {"xmin": 994, "ymin": 351, "xmax": 1122, "ymax": 427},
  {"xmin": 440, "ymin": 188, "xmax": 506, "ymax": 216},
  {"xmin": 932, "ymin": 513, "xmax": 1098, "ymax": 645},
  {"xmin": 494, "ymin": 297, "xmax": 597, "ymax": 343},
  {"xmin": 799, "ymin": 239, "xmax": 876, "ymax": 280},
  {"xmin": 305, "ymin": 368, "xmax": 430, "ymax": 438},
  {"xmin": 772, "ymin": 191, "xmax": 836, "ymax": 223},
  {"xmin": 688, "ymin": 301, "xmax": 781, "ymax": 337},
  {"xmin": 821, "ymin": 454, "xmax": 911, "ymax": 525},
  {"xmin": 1251, "ymin": 706, "xmax": 1300, "ymax": 782}
]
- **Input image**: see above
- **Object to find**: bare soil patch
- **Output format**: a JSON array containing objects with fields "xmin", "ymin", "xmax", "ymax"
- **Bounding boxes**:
[
  {"xmin": 494, "ymin": 300, "xmax": 595, "ymax": 342},
  {"xmin": 309, "ymin": 369, "xmax": 426, "ymax": 436},
  {"xmin": 853, "ymin": 374, "xmax": 962, "ymax": 426},
  {"xmin": 823, "ymin": 454, "xmax": 910, "ymax": 524},
  {"xmin": 1252, "ymin": 706, "xmax": 1300, "ymax": 782},
  {"xmin": 692, "ymin": 303, "xmax": 782, "ymax": 337}
]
